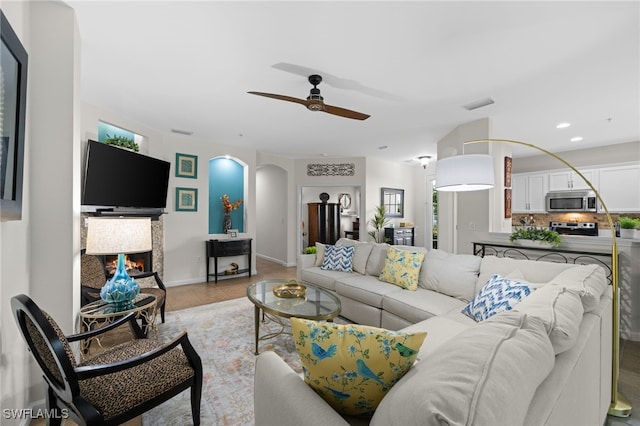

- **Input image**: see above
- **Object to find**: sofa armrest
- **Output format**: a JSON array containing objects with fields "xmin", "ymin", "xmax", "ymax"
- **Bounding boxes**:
[
  {"xmin": 255, "ymin": 351, "xmax": 349, "ymax": 426},
  {"xmin": 297, "ymin": 253, "xmax": 317, "ymax": 281}
]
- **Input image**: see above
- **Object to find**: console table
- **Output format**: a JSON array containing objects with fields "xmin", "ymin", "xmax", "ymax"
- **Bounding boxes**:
[{"xmin": 206, "ymin": 238, "xmax": 252, "ymax": 283}]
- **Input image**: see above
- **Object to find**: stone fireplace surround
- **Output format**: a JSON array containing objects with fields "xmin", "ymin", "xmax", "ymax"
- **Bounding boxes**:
[{"xmin": 80, "ymin": 213, "xmax": 164, "ymax": 279}]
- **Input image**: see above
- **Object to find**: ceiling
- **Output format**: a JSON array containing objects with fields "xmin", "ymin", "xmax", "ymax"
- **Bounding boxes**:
[{"xmin": 65, "ymin": 1, "xmax": 640, "ymax": 163}]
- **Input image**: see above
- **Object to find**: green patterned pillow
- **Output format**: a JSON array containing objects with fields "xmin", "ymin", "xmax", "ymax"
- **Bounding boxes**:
[
  {"xmin": 378, "ymin": 246, "xmax": 426, "ymax": 290},
  {"xmin": 291, "ymin": 318, "xmax": 427, "ymax": 417}
]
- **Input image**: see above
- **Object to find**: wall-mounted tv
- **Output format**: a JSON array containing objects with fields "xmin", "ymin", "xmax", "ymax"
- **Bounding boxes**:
[{"xmin": 82, "ymin": 140, "xmax": 170, "ymax": 209}]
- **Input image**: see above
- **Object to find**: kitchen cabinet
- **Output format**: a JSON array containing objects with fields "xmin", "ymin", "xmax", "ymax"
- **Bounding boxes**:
[
  {"xmin": 512, "ymin": 173, "xmax": 547, "ymax": 213},
  {"xmin": 548, "ymin": 169, "xmax": 596, "ymax": 191},
  {"xmin": 597, "ymin": 164, "xmax": 640, "ymax": 212}
]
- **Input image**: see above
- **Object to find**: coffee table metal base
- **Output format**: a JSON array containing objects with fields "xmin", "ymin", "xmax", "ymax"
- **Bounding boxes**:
[{"xmin": 247, "ymin": 279, "xmax": 341, "ymax": 355}]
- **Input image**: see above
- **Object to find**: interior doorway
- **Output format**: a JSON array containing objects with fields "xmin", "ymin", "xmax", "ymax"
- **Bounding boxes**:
[{"xmin": 299, "ymin": 185, "xmax": 362, "ymax": 254}]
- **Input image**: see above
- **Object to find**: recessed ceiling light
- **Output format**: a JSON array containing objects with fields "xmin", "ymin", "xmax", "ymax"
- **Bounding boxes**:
[
  {"xmin": 556, "ymin": 122, "xmax": 571, "ymax": 129},
  {"xmin": 570, "ymin": 136, "xmax": 583, "ymax": 142}
]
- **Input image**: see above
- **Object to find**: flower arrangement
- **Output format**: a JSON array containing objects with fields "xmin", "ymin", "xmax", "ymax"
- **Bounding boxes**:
[{"xmin": 221, "ymin": 194, "xmax": 242, "ymax": 214}]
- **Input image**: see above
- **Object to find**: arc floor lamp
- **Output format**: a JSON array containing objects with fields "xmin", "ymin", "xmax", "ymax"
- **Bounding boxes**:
[{"xmin": 434, "ymin": 138, "xmax": 631, "ymax": 418}]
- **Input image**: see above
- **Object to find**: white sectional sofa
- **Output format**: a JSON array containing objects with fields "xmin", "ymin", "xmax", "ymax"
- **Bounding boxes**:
[{"xmin": 255, "ymin": 239, "xmax": 613, "ymax": 426}]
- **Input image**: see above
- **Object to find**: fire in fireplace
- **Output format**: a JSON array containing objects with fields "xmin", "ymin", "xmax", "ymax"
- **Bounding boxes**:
[{"xmin": 103, "ymin": 251, "xmax": 152, "ymax": 277}]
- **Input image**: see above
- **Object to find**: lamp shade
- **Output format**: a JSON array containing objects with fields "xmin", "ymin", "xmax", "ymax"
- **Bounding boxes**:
[
  {"xmin": 435, "ymin": 154, "xmax": 495, "ymax": 192},
  {"xmin": 85, "ymin": 217, "xmax": 152, "ymax": 255}
]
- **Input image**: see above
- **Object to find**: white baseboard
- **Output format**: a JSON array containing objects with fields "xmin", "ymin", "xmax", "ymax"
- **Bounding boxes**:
[{"xmin": 256, "ymin": 253, "xmax": 296, "ymax": 268}]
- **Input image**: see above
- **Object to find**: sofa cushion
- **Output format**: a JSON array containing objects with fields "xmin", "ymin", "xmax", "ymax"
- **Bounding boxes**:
[
  {"xmin": 462, "ymin": 274, "xmax": 534, "ymax": 321},
  {"xmin": 378, "ymin": 247, "xmax": 425, "ymax": 291},
  {"xmin": 476, "ymin": 256, "xmax": 575, "ymax": 295},
  {"xmin": 335, "ymin": 275, "xmax": 400, "ymax": 308},
  {"xmin": 365, "ymin": 243, "xmax": 390, "ymax": 277},
  {"xmin": 548, "ymin": 264, "xmax": 608, "ymax": 313},
  {"xmin": 314, "ymin": 242, "xmax": 326, "ymax": 267},
  {"xmin": 420, "ymin": 249, "xmax": 481, "ymax": 302},
  {"xmin": 321, "ymin": 245, "xmax": 355, "ymax": 272},
  {"xmin": 291, "ymin": 318, "xmax": 427, "ymax": 418},
  {"xmin": 513, "ymin": 284, "xmax": 584, "ymax": 354},
  {"xmin": 382, "ymin": 288, "xmax": 466, "ymax": 325},
  {"xmin": 301, "ymin": 267, "xmax": 355, "ymax": 292},
  {"xmin": 351, "ymin": 242, "xmax": 375, "ymax": 275},
  {"xmin": 371, "ymin": 311, "xmax": 555, "ymax": 426}
]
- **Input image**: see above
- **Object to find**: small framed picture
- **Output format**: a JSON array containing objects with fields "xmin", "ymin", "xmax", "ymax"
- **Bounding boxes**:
[
  {"xmin": 227, "ymin": 229, "xmax": 238, "ymax": 238},
  {"xmin": 176, "ymin": 187, "xmax": 198, "ymax": 211},
  {"xmin": 176, "ymin": 153, "xmax": 198, "ymax": 178}
]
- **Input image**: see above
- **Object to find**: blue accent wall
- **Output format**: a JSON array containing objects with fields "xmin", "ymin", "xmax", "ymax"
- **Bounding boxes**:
[
  {"xmin": 209, "ymin": 158, "xmax": 244, "ymax": 233},
  {"xmin": 98, "ymin": 122, "xmax": 135, "ymax": 142}
]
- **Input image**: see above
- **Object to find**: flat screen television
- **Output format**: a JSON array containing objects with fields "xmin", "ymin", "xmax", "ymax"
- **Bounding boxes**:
[{"xmin": 82, "ymin": 140, "xmax": 170, "ymax": 209}]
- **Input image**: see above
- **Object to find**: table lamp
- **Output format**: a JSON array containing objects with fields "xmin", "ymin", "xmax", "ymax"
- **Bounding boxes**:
[
  {"xmin": 85, "ymin": 217, "xmax": 152, "ymax": 310},
  {"xmin": 434, "ymin": 138, "xmax": 630, "ymax": 418}
]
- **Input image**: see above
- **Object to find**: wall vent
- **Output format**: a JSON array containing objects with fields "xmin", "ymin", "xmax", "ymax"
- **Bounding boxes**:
[{"xmin": 462, "ymin": 97, "xmax": 495, "ymax": 111}]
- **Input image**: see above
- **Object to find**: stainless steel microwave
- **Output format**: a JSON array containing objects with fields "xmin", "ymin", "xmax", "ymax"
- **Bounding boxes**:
[{"xmin": 545, "ymin": 190, "xmax": 598, "ymax": 212}]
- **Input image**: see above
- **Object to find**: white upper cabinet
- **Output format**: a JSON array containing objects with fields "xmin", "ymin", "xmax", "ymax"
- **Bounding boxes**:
[
  {"xmin": 597, "ymin": 164, "xmax": 640, "ymax": 212},
  {"xmin": 548, "ymin": 169, "xmax": 596, "ymax": 191},
  {"xmin": 512, "ymin": 173, "xmax": 547, "ymax": 213}
]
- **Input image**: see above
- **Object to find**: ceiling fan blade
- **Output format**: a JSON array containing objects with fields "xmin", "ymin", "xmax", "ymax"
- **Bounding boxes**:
[
  {"xmin": 272, "ymin": 62, "xmax": 404, "ymax": 102},
  {"xmin": 322, "ymin": 103, "xmax": 370, "ymax": 121},
  {"xmin": 247, "ymin": 91, "xmax": 309, "ymax": 106}
]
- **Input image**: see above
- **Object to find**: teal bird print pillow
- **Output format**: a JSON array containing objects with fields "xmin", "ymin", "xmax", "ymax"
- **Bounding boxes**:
[
  {"xmin": 291, "ymin": 318, "xmax": 427, "ymax": 417},
  {"xmin": 378, "ymin": 246, "xmax": 425, "ymax": 290}
]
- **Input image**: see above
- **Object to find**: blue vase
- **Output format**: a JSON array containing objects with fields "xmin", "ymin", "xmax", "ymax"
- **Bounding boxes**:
[{"xmin": 100, "ymin": 253, "xmax": 140, "ymax": 311}]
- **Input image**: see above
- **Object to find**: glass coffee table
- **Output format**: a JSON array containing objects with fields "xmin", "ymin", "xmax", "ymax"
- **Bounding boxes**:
[{"xmin": 247, "ymin": 279, "xmax": 341, "ymax": 355}]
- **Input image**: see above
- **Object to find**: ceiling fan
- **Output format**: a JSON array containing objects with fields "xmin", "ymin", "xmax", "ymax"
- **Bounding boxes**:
[{"xmin": 248, "ymin": 75, "xmax": 370, "ymax": 121}]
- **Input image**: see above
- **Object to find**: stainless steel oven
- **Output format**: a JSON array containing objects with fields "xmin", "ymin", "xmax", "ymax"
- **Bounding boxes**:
[{"xmin": 545, "ymin": 190, "xmax": 598, "ymax": 212}]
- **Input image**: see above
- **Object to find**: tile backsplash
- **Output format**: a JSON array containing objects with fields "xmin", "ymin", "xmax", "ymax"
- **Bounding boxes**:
[{"xmin": 512, "ymin": 212, "xmax": 640, "ymax": 230}]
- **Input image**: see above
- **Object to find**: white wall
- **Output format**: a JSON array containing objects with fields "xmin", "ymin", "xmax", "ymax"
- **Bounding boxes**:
[
  {"xmin": 1, "ymin": 2, "xmax": 32, "ymax": 419},
  {"xmin": 364, "ymin": 157, "xmax": 425, "ymax": 246},
  {"xmin": 256, "ymin": 165, "xmax": 287, "ymax": 264},
  {"xmin": 1, "ymin": 0, "xmax": 80, "ymax": 418},
  {"xmin": 256, "ymin": 152, "xmax": 297, "ymax": 267}
]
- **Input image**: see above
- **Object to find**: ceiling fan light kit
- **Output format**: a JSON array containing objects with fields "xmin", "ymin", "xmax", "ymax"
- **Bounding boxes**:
[{"xmin": 248, "ymin": 74, "xmax": 370, "ymax": 120}]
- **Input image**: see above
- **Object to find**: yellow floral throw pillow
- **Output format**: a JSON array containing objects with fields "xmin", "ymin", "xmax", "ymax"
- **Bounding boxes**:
[
  {"xmin": 291, "ymin": 318, "xmax": 427, "ymax": 417},
  {"xmin": 378, "ymin": 246, "xmax": 426, "ymax": 290}
]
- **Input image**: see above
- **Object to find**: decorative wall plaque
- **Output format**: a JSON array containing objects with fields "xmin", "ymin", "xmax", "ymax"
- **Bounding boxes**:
[{"xmin": 307, "ymin": 163, "xmax": 355, "ymax": 176}]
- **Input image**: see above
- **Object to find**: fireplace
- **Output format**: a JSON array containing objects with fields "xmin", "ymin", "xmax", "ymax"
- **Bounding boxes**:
[{"xmin": 102, "ymin": 251, "xmax": 152, "ymax": 277}]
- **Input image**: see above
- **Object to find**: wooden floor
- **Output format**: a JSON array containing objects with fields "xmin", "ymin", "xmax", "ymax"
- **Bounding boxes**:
[
  {"xmin": 165, "ymin": 257, "xmax": 297, "ymax": 311},
  {"xmin": 31, "ymin": 258, "xmax": 640, "ymax": 424}
]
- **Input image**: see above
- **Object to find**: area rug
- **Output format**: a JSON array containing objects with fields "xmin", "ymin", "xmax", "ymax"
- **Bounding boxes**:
[{"xmin": 142, "ymin": 297, "xmax": 343, "ymax": 425}]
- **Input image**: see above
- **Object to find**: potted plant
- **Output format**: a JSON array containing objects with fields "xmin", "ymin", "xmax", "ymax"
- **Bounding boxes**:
[
  {"xmin": 368, "ymin": 205, "xmax": 390, "ymax": 243},
  {"xmin": 104, "ymin": 134, "xmax": 139, "ymax": 152},
  {"xmin": 618, "ymin": 217, "xmax": 639, "ymax": 239},
  {"xmin": 509, "ymin": 227, "xmax": 562, "ymax": 248}
]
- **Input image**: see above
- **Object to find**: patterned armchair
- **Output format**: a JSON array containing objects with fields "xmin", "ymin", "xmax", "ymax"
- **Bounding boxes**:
[
  {"xmin": 81, "ymin": 251, "xmax": 167, "ymax": 323},
  {"xmin": 11, "ymin": 294, "xmax": 202, "ymax": 425}
]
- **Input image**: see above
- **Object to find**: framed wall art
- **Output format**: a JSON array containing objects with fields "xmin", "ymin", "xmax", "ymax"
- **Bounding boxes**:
[
  {"xmin": 175, "ymin": 153, "xmax": 198, "ymax": 178},
  {"xmin": 504, "ymin": 156, "xmax": 512, "ymax": 187},
  {"xmin": 1, "ymin": 11, "xmax": 28, "ymax": 221},
  {"xmin": 504, "ymin": 188, "xmax": 512, "ymax": 219},
  {"xmin": 176, "ymin": 187, "xmax": 198, "ymax": 211}
]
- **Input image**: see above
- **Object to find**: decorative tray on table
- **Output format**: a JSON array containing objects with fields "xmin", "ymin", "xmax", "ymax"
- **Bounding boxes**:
[{"xmin": 273, "ymin": 281, "xmax": 307, "ymax": 298}]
